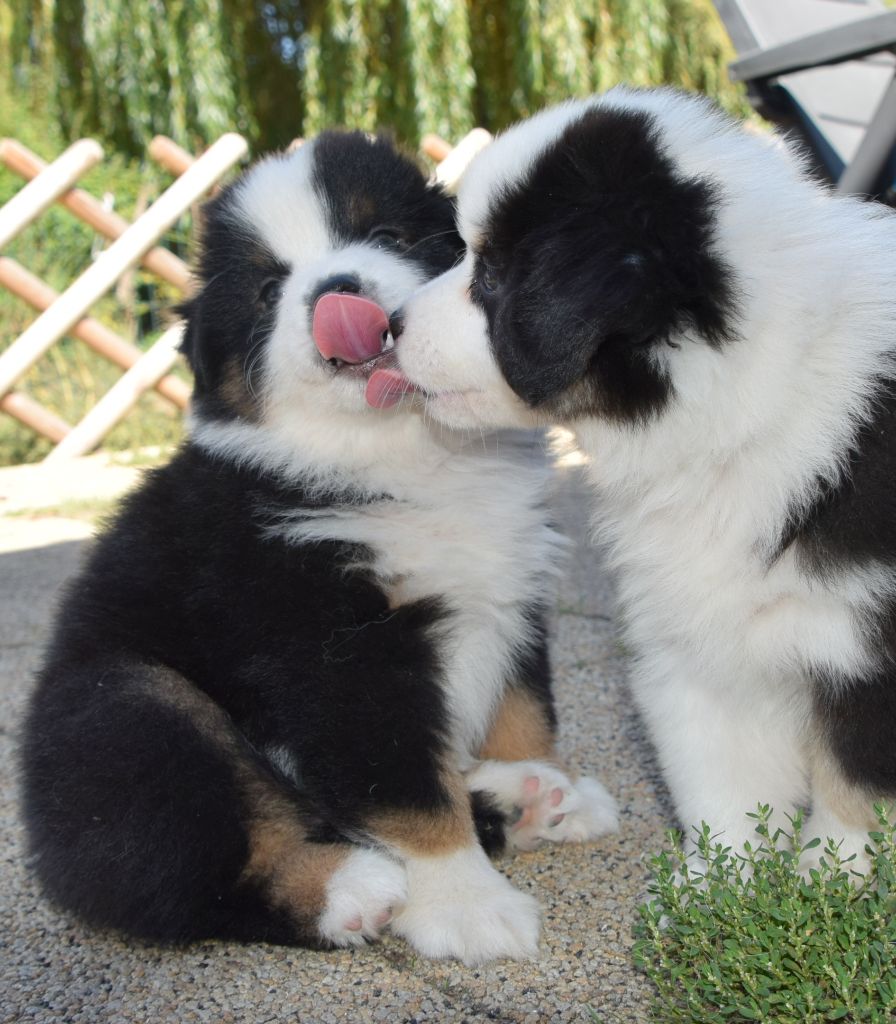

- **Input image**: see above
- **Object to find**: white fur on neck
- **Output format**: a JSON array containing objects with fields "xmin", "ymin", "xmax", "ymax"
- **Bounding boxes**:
[{"xmin": 192, "ymin": 413, "xmax": 566, "ymax": 757}]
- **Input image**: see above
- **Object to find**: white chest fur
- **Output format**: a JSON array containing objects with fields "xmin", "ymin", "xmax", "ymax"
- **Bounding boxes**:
[
  {"xmin": 274, "ymin": 439, "xmax": 566, "ymax": 758},
  {"xmin": 575, "ymin": 396, "xmax": 886, "ymax": 700}
]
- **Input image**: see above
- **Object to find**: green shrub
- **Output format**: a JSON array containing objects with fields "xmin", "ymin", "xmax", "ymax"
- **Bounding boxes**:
[
  {"xmin": 5, "ymin": 0, "xmax": 750, "ymax": 155},
  {"xmin": 634, "ymin": 806, "xmax": 896, "ymax": 1023}
]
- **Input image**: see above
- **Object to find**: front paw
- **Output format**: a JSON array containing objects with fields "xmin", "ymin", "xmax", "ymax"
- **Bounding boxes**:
[
  {"xmin": 467, "ymin": 760, "xmax": 619, "ymax": 851},
  {"xmin": 391, "ymin": 846, "xmax": 540, "ymax": 965}
]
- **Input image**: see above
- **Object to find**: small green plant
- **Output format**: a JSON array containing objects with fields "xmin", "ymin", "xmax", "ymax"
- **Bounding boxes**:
[{"xmin": 634, "ymin": 806, "xmax": 896, "ymax": 1023}]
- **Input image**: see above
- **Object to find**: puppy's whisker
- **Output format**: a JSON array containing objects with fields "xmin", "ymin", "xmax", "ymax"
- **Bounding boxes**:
[
  {"xmin": 401, "ymin": 229, "xmax": 461, "ymax": 257},
  {"xmin": 244, "ymin": 336, "xmax": 269, "ymax": 401}
]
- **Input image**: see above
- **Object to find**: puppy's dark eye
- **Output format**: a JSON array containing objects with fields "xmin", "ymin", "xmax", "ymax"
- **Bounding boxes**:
[
  {"xmin": 368, "ymin": 227, "xmax": 407, "ymax": 253},
  {"xmin": 258, "ymin": 277, "xmax": 284, "ymax": 309},
  {"xmin": 479, "ymin": 262, "xmax": 500, "ymax": 294}
]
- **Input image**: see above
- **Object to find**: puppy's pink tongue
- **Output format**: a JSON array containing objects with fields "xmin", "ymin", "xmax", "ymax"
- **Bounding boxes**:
[
  {"xmin": 366, "ymin": 369, "xmax": 418, "ymax": 409},
  {"xmin": 312, "ymin": 293, "xmax": 389, "ymax": 364}
]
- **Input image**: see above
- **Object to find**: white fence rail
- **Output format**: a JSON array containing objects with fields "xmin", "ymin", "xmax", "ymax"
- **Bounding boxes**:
[
  {"xmin": 0, "ymin": 132, "xmax": 247, "ymax": 460},
  {"xmin": 0, "ymin": 133, "xmax": 247, "ymax": 399}
]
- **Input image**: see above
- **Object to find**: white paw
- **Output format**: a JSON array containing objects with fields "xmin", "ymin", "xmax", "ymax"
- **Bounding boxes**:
[
  {"xmin": 467, "ymin": 760, "xmax": 619, "ymax": 851},
  {"xmin": 318, "ymin": 847, "xmax": 408, "ymax": 948},
  {"xmin": 391, "ymin": 845, "xmax": 540, "ymax": 965}
]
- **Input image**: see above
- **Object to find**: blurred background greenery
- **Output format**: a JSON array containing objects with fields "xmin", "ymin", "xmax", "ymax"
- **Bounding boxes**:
[{"xmin": 1, "ymin": 0, "xmax": 748, "ymax": 465}]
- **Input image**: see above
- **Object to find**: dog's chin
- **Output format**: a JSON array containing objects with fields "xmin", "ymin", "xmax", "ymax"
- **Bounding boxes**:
[
  {"xmin": 266, "ymin": 336, "xmax": 421, "ymax": 422},
  {"xmin": 420, "ymin": 389, "xmax": 488, "ymax": 431},
  {"xmin": 422, "ymin": 386, "xmax": 540, "ymax": 432},
  {"xmin": 388, "ymin": 353, "xmax": 542, "ymax": 430},
  {"xmin": 325, "ymin": 351, "xmax": 404, "ymax": 413}
]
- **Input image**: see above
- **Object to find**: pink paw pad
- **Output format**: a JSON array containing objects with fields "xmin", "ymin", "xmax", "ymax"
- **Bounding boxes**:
[
  {"xmin": 465, "ymin": 760, "xmax": 619, "ymax": 853},
  {"xmin": 510, "ymin": 777, "xmax": 568, "ymax": 839}
]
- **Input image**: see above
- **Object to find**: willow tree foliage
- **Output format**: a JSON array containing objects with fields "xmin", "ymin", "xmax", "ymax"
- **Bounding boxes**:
[{"xmin": 1, "ymin": 0, "xmax": 747, "ymax": 153}]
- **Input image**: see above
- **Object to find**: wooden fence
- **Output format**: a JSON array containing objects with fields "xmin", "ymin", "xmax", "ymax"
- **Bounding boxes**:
[{"xmin": 0, "ymin": 127, "xmax": 490, "ymax": 463}]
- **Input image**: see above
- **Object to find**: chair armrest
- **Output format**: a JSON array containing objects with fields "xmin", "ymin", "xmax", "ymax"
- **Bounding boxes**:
[{"xmin": 730, "ymin": 9, "xmax": 896, "ymax": 83}]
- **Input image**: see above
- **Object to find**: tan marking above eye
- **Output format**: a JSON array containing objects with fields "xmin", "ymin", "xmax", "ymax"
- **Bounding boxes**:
[{"xmin": 348, "ymin": 193, "xmax": 377, "ymax": 226}]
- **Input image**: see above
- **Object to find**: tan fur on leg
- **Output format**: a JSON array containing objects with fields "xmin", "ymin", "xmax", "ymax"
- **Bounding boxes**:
[
  {"xmin": 477, "ymin": 689, "xmax": 556, "ymax": 763},
  {"xmin": 367, "ymin": 766, "xmax": 475, "ymax": 856}
]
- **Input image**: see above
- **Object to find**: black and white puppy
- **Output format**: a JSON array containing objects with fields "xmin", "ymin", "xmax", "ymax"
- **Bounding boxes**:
[
  {"xmin": 385, "ymin": 89, "xmax": 896, "ymax": 865},
  {"xmin": 20, "ymin": 132, "xmax": 617, "ymax": 965}
]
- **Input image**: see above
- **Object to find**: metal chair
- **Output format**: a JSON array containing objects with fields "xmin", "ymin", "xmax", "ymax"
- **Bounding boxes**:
[{"xmin": 713, "ymin": 0, "xmax": 896, "ymax": 203}]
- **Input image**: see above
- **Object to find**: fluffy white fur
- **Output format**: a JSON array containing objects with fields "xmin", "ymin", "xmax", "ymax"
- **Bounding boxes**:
[
  {"xmin": 391, "ymin": 845, "xmax": 541, "ymax": 965},
  {"xmin": 391, "ymin": 88, "xmax": 896, "ymax": 861}
]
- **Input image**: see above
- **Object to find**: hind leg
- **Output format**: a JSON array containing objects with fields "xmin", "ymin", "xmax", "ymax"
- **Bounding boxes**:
[
  {"xmin": 21, "ymin": 659, "xmax": 404, "ymax": 947},
  {"xmin": 237, "ymin": 791, "xmax": 406, "ymax": 948}
]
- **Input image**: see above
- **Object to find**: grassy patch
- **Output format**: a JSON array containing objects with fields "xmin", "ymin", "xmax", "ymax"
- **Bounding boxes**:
[{"xmin": 634, "ymin": 806, "xmax": 896, "ymax": 1023}]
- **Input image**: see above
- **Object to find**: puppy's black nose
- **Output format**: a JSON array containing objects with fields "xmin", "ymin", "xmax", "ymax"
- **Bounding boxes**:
[
  {"xmin": 388, "ymin": 309, "xmax": 405, "ymax": 340},
  {"xmin": 311, "ymin": 273, "xmax": 362, "ymax": 306}
]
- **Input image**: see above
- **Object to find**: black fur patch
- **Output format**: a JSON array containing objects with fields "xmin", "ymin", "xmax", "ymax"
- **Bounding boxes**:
[
  {"xmin": 784, "ymin": 379, "xmax": 896, "ymax": 573},
  {"xmin": 177, "ymin": 185, "xmax": 288, "ymax": 421},
  {"xmin": 781, "ymin": 378, "xmax": 896, "ymax": 795},
  {"xmin": 312, "ymin": 132, "xmax": 461, "ymax": 279},
  {"xmin": 470, "ymin": 790, "xmax": 508, "ymax": 857},
  {"xmin": 814, "ymin": 657, "xmax": 896, "ymax": 794},
  {"xmin": 21, "ymin": 659, "xmax": 257, "ymax": 943},
  {"xmin": 473, "ymin": 105, "xmax": 738, "ymax": 422},
  {"xmin": 510, "ymin": 604, "xmax": 556, "ymax": 732}
]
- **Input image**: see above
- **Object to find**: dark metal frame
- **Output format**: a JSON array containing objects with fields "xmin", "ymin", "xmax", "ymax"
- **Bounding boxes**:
[{"xmin": 714, "ymin": 3, "xmax": 896, "ymax": 200}]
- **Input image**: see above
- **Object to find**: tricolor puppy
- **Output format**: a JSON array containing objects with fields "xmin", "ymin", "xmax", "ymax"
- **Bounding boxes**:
[
  {"xmin": 21, "ymin": 132, "xmax": 617, "ymax": 965},
  {"xmin": 385, "ymin": 88, "xmax": 896, "ymax": 864}
]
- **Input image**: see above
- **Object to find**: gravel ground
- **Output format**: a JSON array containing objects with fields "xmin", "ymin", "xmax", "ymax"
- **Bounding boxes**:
[{"xmin": 0, "ymin": 457, "xmax": 675, "ymax": 1024}]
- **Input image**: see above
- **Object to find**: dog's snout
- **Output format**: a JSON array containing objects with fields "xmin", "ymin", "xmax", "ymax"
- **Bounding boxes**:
[
  {"xmin": 388, "ymin": 310, "xmax": 405, "ymax": 341},
  {"xmin": 312, "ymin": 273, "xmax": 362, "ymax": 306}
]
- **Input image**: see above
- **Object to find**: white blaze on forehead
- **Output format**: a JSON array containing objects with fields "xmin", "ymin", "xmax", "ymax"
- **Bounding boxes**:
[
  {"xmin": 231, "ymin": 140, "xmax": 330, "ymax": 265},
  {"xmin": 456, "ymin": 98, "xmax": 596, "ymax": 247}
]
